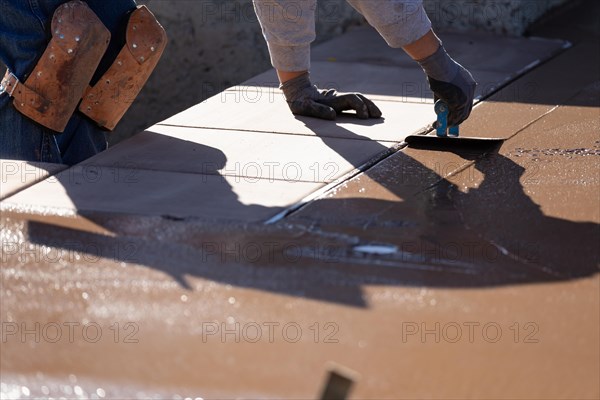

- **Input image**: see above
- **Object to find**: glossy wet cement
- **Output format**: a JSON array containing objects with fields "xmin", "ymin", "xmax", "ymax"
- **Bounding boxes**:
[
  {"xmin": 2, "ymin": 211, "xmax": 598, "ymax": 399},
  {"xmin": 2, "ymin": 4, "xmax": 600, "ymax": 399}
]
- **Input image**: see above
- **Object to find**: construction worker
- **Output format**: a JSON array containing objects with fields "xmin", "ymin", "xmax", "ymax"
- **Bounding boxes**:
[
  {"xmin": 253, "ymin": 0, "xmax": 476, "ymax": 126},
  {"xmin": 0, "ymin": 0, "xmax": 166, "ymax": 164}
]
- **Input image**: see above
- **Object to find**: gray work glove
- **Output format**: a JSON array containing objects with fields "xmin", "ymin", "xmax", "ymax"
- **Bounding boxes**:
[
  {"xmin": 280, "ymin": 73, "xmax": 382, "ymax": 120},
  {"xmin": 417, "ymin": 43, "xmax": 477, "ymax": 126}
]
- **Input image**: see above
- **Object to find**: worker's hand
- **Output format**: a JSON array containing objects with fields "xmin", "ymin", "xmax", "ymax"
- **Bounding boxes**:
[
  {"xmin": 280, "ymin": 73, "xmax": 382, "ymax": 120},
  {"xmin": 428, "ymin": 68, "xmax": 476, "ymax": 127},
  {"xmin": 417, "ymin": 44, "xmax": 477, "ymax": 126}
]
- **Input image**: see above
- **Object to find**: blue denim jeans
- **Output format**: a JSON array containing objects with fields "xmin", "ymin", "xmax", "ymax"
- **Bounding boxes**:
[{"xmin": 0, "ymin": 0, "xmax": 137, "ymax": 165}]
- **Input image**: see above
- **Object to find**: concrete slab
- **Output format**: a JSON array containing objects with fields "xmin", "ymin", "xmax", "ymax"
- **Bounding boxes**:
[
  {"xmin": 312, "ymin": 27, "xmax": 568, "ymax": 74},
  {"xmin": 287, "ymin": 144, "xmax": 479, "ymax": 245},
  {"xmin": 289, "ymin": 159, "xmax": 598, "ymax": 280},
  {"xmin": 81, "ymin": 126, "xmax": 392, "ymax": 183},
  {"xmin": 0, "ymin": 165, "xmax": 324, "ymax": 225},
  {"xmin": 458, "ymin": 101, "xmax": 557, "ymax": 139},
  {"xmin": 493, "ymin": 104, "xmax": 600, "ymax": 223},
  {"xmin": 158, "ymin": 90, "xmax": 433, "ymax": 142},
  {"xmin": 0, "ymin": 160, "xmax": 67, "ymax": 200},
  {"xmin": 456, "ymin": 39, "xmax": 600, "ymax": 139}
]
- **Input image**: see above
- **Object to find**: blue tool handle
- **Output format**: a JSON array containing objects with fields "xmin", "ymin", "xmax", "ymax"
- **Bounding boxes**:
[
  {"xmin": 434, "ymin": 100, "xmax": 448, "ymax": 137},
  {"xmin": 434, "ymin": 100, "xmax": 461, "ymax": 137}
]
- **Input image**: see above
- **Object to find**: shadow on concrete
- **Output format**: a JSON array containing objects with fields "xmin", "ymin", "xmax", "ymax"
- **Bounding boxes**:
[
  {"xmin": 288, "ymin": 121, "xmax": 599, "ymax": 290},
  {"xmin": 10, "ymin": 0, "xmax": 600, "ymax": 304},
  {"xmin": 14, "ymin": 112, "xmax": 598, "ymax": 308}
]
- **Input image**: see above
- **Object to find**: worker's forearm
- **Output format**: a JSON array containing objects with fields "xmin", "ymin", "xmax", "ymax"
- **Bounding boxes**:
[
  {"xmin": 277, "ymin": 70, "xmax": 307, "ymax": 84},
  {"xmin": 402, "ymin": 29, "xmax": 441, "ymax": 61}
]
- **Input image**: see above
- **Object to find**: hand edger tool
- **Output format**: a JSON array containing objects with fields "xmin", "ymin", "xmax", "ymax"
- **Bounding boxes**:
[{"xmin": 404, "ymin": 100, "xmax": 504, "ymax": 149}]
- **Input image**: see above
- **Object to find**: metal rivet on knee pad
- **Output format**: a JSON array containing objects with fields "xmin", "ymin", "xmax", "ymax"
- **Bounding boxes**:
[
  {"xmin": 151, "ymin": 46, "xmax": 155, "ymax": 52},
  {"xmin": 59, "ymin": 34, "xmax": 65, "ymax": 39},
  {"xmin": 37, "ymin": 71, "xmax": 42, "ymax": 77},
  {"xmin": 75, "ymin": 36, "xmax": 80, "ymax": 42},
  {"xmin": 132, "ymin": 43, "xmax": 138, "ymax": 49},
  {"xmin": 67, "ymin": 49, "xmax": 73, "ymax": 54},
  {"xmin": 139, "ymin": 56, "xmax": 145, "ymax": 62}
]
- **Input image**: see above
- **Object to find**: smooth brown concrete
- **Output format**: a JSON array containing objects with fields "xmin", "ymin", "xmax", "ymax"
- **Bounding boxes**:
[{"xmin": 1, "ymin": 200, "xmax": 598, "ymax": 399}]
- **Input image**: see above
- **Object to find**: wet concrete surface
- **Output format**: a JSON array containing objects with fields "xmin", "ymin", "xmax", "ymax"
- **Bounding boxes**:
[
  {"xmin": 2, "ymin": 212, "xmax": 598, "ymax": 399},
  {"xmin": 2, "ymin": 4, "xmax": 600, "ymax": 400}
]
